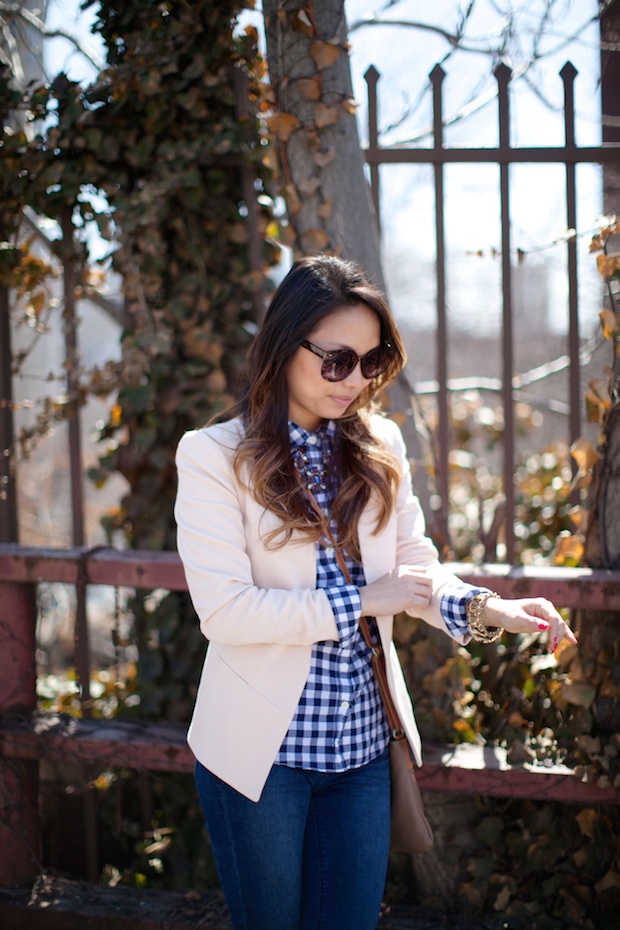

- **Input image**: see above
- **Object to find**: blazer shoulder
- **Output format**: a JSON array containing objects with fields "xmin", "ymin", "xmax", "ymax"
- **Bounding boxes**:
[
  {"xmin": 176, "ymin": 418, "xmax": 245, "ymax": 465},
  {"xmin": 368, "ymin": 412, "xmax": 405, "ymax": 454}
]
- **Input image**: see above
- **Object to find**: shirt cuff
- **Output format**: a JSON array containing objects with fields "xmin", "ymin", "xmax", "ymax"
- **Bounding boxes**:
[
  {"xmin": 324, "ymin": 584, "xmax": 362, "ymax": 642},
  {"xmin": 440, "ymin": 584, "xmax": 493, "ymax": 640}
]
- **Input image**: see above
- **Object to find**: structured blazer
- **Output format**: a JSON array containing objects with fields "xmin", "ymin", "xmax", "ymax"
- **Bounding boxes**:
[{"xmin": 175, "ymin": 413, "xmax": 470, "ymax": 802}]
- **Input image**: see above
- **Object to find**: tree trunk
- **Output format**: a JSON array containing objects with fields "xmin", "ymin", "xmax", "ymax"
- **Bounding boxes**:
[
  {"xmin": 583, "ymin": 403, "xmax": 620, "ymax": 571},
  {"xmin": 573, "ymin": 403, "xmax": 620, "ymax": 755},
  {"xmin": 262, "ymin": 0, "xmax": 383, "ymax": 289},
  {"xmin": 261, "ymin": 0, "xmax": 437, "ymax": 532}
]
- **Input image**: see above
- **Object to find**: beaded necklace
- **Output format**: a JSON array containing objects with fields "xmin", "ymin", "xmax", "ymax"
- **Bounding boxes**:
[{"xmin": 292, "ymin": 444, "xmax": 332, "ymax": 492}]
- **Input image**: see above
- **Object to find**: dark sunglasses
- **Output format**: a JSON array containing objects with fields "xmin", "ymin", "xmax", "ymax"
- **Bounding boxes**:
[{"xmin": 301, "ymin": 340, "xmax": 392, "ymax": 382}]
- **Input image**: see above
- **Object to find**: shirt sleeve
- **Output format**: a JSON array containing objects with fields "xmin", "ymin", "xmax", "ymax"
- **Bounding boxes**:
[
  {"xmin": 440, "ymin": 583, "xmax": 494, "ymax": 640},
  {"xmin": 324, "ymin": 584, "xmax": 362, "ymax": 642}
]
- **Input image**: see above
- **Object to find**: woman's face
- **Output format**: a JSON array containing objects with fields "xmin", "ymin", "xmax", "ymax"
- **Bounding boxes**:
[{"xmin": 286, "ymin": 302, "xmax": 382, "ymax": 431}]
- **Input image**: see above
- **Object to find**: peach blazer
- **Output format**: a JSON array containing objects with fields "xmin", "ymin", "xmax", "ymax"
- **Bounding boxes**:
[{"xmin": 175, "ymin": 414, "xmax": 468, "ymax": 802}]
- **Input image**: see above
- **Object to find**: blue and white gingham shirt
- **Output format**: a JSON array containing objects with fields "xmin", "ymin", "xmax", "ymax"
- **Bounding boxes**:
[{"xmin": 275, "ymin": 420, "xmax": 489, "ymax": 772}]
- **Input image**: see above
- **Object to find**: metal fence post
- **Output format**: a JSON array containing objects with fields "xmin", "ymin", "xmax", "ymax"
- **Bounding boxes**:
[
  {"xmin": 0, "ymin": 579, "xmax": 39, "ymax": 885},
  {"xmin": 0, "ymin": 285, "xmax": 18, "ymax": 544}
]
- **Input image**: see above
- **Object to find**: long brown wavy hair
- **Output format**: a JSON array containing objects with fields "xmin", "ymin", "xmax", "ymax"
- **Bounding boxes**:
[{"xmin": 227, "ymin": 255, "xmax": 407, "ymax": 561}]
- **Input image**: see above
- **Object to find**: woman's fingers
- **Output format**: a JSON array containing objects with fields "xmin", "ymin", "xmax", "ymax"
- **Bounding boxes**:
[
  {"xmin": 485, "ymin": 597, "xmax": 578, "ymax": 651},
  {"xmin": 359, "ymin": 567, "xmax": 432, "ymax": 617}
]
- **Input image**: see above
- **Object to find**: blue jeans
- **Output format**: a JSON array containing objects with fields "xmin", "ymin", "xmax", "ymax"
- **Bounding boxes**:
[{"xmin": 195, "ymin": 747, "xmax": 391, "ymax": 930}]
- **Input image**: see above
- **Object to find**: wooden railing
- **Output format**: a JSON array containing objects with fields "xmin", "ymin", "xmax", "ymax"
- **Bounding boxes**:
[{"xmin": 1, "ymin": 543, "xmax": 619, "ymax": 890}]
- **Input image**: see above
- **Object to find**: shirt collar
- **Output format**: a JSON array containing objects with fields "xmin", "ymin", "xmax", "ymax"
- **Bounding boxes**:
[{"xmin": 288, "ymin": 419, "xmax": 336, "ymax": 448}]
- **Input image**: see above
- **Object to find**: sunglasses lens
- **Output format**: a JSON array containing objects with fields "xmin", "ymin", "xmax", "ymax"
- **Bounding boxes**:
[
  {"xmin": 360, "ymin": 346, "xmax": 389, "ymax": 379},
  {"xmin": 322, "ymin": 351, "xmax": 358, "ymax": 382}
]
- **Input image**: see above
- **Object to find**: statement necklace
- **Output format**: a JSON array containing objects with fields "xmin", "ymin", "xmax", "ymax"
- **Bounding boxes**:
[{"xmin": 292, "ymin": 444, "xmax": 332, "ymax": 492}]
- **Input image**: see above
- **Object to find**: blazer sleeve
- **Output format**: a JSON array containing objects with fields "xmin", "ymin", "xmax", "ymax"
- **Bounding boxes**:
[
  {"xmin": 175, "ymin": 427, "xmax": 340, "ymax": 647},
  {"xmin": 377, "ymin": 416, "xmax": 474, "ymax": 645}
]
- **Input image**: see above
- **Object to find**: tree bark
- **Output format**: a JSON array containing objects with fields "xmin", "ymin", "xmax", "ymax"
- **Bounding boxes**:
[
  {"xmin": 574, "ymin": 403, "xmax": 620, "ymax": 750},
  {"xmin": 261, "ymin": 0, "xmax": 438, "ymax": 533},
  {"xmin": 262, "ymin": 0, "xmax": 383, "ymax": 289}
]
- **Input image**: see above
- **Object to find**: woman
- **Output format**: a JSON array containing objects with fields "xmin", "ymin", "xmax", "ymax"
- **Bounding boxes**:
[{"xmin": 175, "ymin": 255, "xmax": 576, "ymax": 930}]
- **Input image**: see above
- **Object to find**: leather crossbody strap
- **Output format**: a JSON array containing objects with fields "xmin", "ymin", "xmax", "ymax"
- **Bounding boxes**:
[{"xmin": 299, "ymin": 476, "xmax": 407, "ymax": 740}]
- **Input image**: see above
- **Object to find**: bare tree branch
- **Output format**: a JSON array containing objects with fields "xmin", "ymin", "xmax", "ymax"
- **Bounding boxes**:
[
  {"xmin": 352, "ymin": 0, "xmax": 601, "ymax": 144},
  {"xmin": 0, "ymin": 1, "xmax": 105, "ymax": 71}
]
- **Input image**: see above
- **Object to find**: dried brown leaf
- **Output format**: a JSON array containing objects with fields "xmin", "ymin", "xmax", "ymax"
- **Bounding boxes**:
[
  {"xmin": 291, "ymin": 9, "xmax": 313, "ymax": 36},
  {"xmin": 570, "ymin": 438, "xmax": 598, "ymax": 473},
  {"xmin": 561, "ymin": 680, "xmax": 596, "ymax": 708},
  {"xmin": 261, "ymin": 146, "xmax": 280, "ymax": 177},
  {"xmin": 341, "ymin": 97, "xmax": 358, "ymax": 114},
  {"xmin": 310, "ymin": 40, "xmax": 340, "ymax": 71},
  {"xmin": 301, "ymin": 227, "xmax": 330, "ymax": 251},
  {"xmin": 298, "ymin": 77, "xmax": 322, "ymax": 101},
  {"xmin": 284, "ymin": 182, "xmax": 301, "ymax": 216},
  {"xmin": 227, "ymin": 223, "xmax": 248, "ymax": 245},
  {"xmin": 493, "ymin": 886, "xmax": 511, "ymax": 912},
  {"xmin": 298, "ymin": 176, "xmax": 321, "ymax": 196},
  {"xmin": 552, "ymin": 532, "xmax": 584, "ymax": 566},
  {"xmin": 300, "ymin": 128, "xmax": 321, "ymax": 150},
  {"xmin": 267, "ymin": 111, "xmax": 300, "ymax": 142},
  {"xmin": 314, "ymin": 147, "xmax": 336, "ymax": 168},
  {"xmin": 459, "ymin": 881, "xmax": 485, "ymax": 910},
  {"xmin": 596, "ymin": 253, "xmax": 619, "ymax": 280},
  {"xmin": 584, "ymin": 386, "xmax": 609, "ymax": 423},
  {"xmin": 206, "ymin": 369, "xmax": 227, "ymax": 392},
  {"xmin": 314, "ymin": 103, "xmax": 340, "ymax": 129},
  {"xmin": 555, "ymin": 641, "xmax": 578, "ymax": 669},
  {"xmin": 318, "ymin": 196, "xmax": 334, "ymax": 219},
  {"xmin": 575, "ymin": 808, "xmax": 597, "ymax": 838},
  {"xmin": 599, "ymin": 306, "xmax": 618, "ymax": 338},
  {"xmin": 596, "ymin": 867, "xmax": 620, "ymax": 894},
  {"xmin": 567, "ymin": 505, "xmax": 584, "ymax": 529},
  {"xmin": 277, "ymin": 223, "xmax": 297, "ymax": 247}
]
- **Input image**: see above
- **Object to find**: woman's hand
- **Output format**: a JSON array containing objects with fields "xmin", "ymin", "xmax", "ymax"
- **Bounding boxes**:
[
  {"xmin": 359, "ymin": 566, "xmax": 432, "ymax": 618},
  {"xmin": 484, "ymin": 596, "xmax": 578, "ymax": 652}
]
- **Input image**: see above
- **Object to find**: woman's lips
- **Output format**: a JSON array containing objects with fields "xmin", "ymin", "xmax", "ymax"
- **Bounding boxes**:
[{"xmin": 330, "ymin": 394, "xmax": 356, "ymax": 407}]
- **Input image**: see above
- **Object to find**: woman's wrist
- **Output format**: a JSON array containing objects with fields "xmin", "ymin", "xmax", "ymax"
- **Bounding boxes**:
[
  {"xmin": 483, "ymin": 595, "xmax": 503, "ymax": 629},
  {"xmin": 466, "ymin": 592, "xmax": 504, "ymax": 643}
]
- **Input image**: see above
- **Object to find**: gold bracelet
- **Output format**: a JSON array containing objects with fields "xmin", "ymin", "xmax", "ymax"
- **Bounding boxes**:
[{"xmin": 466, "ymin": 592, "xmax": 504, "ymax": 643}]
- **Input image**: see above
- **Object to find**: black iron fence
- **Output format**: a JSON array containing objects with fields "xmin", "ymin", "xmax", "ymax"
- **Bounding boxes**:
[{"xmin": 363, "ymin": 60, "xmax": 620, "ymax": 563}]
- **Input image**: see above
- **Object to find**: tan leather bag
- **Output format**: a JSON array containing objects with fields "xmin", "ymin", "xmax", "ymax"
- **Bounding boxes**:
[
  {"xmin": 360, "ymin": 613, "xmax": 434, "ymax": 855},
  {"xmin": 301, "ymin": 479, "xmax": 433, "ymax": 855}
]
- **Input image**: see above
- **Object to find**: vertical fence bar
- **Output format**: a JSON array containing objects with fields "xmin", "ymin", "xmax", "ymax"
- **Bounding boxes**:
[
  {"xmin": 365, "ymin": 66, "xmax": 381, "ymax": 234},
  {"xmin": 430, "ymin": 65, "xmax": 450, "ymax": 531},
  {"xmin": 61, "ymin": 210, "xmax": 91, "ymax": 708},
  {"xmin": 561, "ymin": 63, "xmax": 581, "ymax": 456},
  {"xmin": 495, "ymin": 64, "xmax": 516, "ymax": 564},
  {"xmin": 61, "ymin": 209, "xmax": 85, "ymax": 549},
  {"xmin": 0, "ymin": 285, "xmax": 18, "ymax": 543},
  {"xmin": 0, "ymin": 580, "xmax": 39, "ymax": 885},
  {"xmin": 0, "ymin": 93, "xmax": 17, "ymax": 546}
]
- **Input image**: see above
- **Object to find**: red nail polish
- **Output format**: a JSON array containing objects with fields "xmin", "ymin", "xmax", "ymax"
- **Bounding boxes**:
[{"xmin": 538, "ymin": 622, "xmax": 549, "ymax": 631}]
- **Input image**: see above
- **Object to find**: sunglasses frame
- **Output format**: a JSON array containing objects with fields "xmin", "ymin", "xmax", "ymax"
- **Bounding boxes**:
[{"xmin": 301, "ymin": 339, "xmax": 392, "ymax": 382}]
